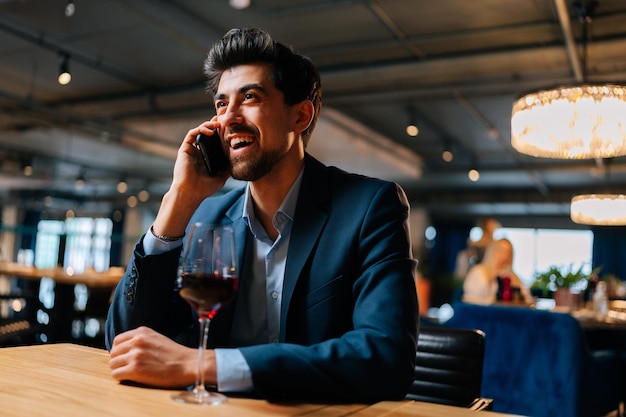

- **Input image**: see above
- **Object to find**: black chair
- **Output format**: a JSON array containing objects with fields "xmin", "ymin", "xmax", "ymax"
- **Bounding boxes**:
[{"xmin": 406, "ymin": 325, "xmax": 493, "ymax": 410}]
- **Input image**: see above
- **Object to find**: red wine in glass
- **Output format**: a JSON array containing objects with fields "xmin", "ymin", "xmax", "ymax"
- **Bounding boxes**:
[
  {"xmin": 179, "ymin": 271, "xmax": 238, "ymax": 320},
  {"xmin": 171, "ymin": 223, "xmax": 237, "ymax": 405}
]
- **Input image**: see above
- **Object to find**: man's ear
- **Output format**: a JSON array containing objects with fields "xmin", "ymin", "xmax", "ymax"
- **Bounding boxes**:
[{"xmin": 294, "ymin": 100, "xmax": 315, "ymax": 135}]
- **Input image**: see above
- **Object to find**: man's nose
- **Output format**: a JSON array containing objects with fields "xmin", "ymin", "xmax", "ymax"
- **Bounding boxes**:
[{"xmin": 218, "ymin": 102, "xmax": 243, "ymax": 128}]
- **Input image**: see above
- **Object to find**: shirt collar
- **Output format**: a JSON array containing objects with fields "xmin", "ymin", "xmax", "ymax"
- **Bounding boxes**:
[{"xmin": 242, "ymin": 168, "xmax": 304, "ymax": 235}]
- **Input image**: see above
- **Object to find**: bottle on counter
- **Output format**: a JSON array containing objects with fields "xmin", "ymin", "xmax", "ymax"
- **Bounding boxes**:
[
  {"xmin": 593, "ymin": 281, "xmax": 608, "ymax": 318},
  {"xmin": 501, "ymin": 276, "xmax": 512, "ymax": 302},
  {"xmin": 584, "ymin": 274, "xmax": 599, "ymax": 307}
]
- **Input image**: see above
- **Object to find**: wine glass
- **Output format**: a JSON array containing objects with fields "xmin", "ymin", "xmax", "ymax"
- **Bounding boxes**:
[{"xmin": 171, "ymin": 223, "xmax": 238, "ymax": 405}]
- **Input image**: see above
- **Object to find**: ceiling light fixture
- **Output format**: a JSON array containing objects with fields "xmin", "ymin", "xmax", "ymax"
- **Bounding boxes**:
[
  {"xmin": 58, "ymin": 54, "xmax": 72, "ymax": 85},
  {"xmin": 406, "ymin": 123, "xmax": 419, "ymax": 137},
  {"xmin": 117, "ymin": 177, "xmax": 128, "ymax": 194},
  {"xmin": 405, "ymin": 106, "xmax": 419, "ymax": 137},
  {"xmin": 138, "ymin": 189, "xmax": 150, "ymax": 202},
  {"xmin": 229, "ymin": 0, "xmax": 251, "ymax": 10},
  {"xmin": 571, "ymin": 158, "xmax": 626, "ymax": 225},
  {"xmin": 441, "ymin": 143, "xmax": 454, "ymax": 162},
  {"xmin": 571, "ymin": 194, "xmax": 626, "ymax": 225},
  {"xmin": 65, "ymin": 0, "xmax": 75, "ymax": 17},
  {"xmin": 22, "ymin": 159, "xmax": 33, "ymax": 176},
  {"xmin": 75, "ymin": 170, "xmax": 86, "ymax": 190},
  {"xmin": 511, "ymin": 1, "xmax": 626, "ymax": 159},
  {"xmin": 127, "ymin": 195, "xmax": 138, "ymax": 208}
]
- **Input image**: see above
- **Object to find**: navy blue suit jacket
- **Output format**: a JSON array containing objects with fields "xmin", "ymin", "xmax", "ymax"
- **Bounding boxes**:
[{"xmin": 106, "ymin": 154, "xmax": 418, "ymax": 402}]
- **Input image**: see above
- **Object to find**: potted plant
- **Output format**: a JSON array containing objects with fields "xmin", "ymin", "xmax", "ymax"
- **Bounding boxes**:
[{"xmin": 531, "ymin": 265, "xmax": 600, "ymax": 310}]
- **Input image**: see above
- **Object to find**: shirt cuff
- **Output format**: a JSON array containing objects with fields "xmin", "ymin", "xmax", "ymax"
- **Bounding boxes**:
[
  {"xmin": 143, "ymin": 226, "xmax": 183, "ymax": 255},
  {"xmin": 215, "ymin": 348, "xmax": 253, "ymax": 392}
]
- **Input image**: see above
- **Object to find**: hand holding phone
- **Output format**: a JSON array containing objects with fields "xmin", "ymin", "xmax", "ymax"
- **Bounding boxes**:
[{"xmin": 196, "ymin": 131, "xmax": 229, "ymax": 176}]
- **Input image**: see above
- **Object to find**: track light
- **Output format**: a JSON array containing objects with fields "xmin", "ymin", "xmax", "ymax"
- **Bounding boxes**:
[
  {"xmin": 127, "ymin": 195, "xmax": 138, "ymax": 208},
  {"xmin": 21, "ymin": 159, "xmax": 33, "ymax": 176},
  {"xmin": 65, "ymin": 0, "xmax": 75, "ymax": 17},
  {"xmin": 441, "ymin": 143, "xmax": 454, "ymax": 162},
  {"xmin": 229, "ymin": 0, "xmax": 251, "ymax": 10},
  {"xmin": 138, "ymin": 187, "xmax": 150, "ymax": 202},
  {"xmin": 75, "ymin": 169, "xmax": 86, "ymax": 190},
  {"xmin": 405, "ymin": 106, "xmax": 419, "ymax": 137},
  {"xmin": 406, "ymin": 123, "xmax": 419, "ymax": 137},
  {"xmin": 117, "ymin": 177, "xmax": 128, "ymax": 194},
  {"xmin": 58, "ymin": 54, "xmax": 71, "ymax": 85}
]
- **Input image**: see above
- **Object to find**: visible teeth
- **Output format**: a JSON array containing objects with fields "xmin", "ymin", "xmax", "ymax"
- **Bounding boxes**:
[{"xmin": 231, "ymin": 137, "xmax": 253, "ymax": 148}]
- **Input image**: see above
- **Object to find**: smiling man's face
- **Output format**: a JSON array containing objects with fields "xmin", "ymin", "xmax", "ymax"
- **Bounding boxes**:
[{"xmin": 214, "ymin": 64, "xmax": 302, "ymax": 182}]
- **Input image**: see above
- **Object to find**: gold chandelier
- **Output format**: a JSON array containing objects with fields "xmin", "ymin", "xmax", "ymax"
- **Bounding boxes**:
[
  {"xmin": 511, "ymin": 84, "xmax": 626, "ymax": 159},
  {"xmin": 511, "ymin": 1, "xmax": 626, "ymax": 159},
  {"xmin": 571, "ymin": 194, "xmax": 626, "ymax": 226},
  {"xmin": 510, "ymin": 1, "xmax": 626, "ymax": 226}
]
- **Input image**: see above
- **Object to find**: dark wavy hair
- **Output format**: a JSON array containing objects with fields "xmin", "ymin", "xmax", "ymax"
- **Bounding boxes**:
[{"xmin": 204, "ymin": 28, "xmax": 322, "ymax": 147}]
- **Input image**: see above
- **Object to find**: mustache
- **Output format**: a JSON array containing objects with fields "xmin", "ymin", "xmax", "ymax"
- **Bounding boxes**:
[{"xmin": 225, "ymin": 125, "xmax": 257, "ymax": 136}]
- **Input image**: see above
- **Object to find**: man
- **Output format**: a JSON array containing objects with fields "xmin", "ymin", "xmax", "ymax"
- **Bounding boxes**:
[{"xmin": 106, "ymin": 27, "xmax": 418, "ymax": 402}]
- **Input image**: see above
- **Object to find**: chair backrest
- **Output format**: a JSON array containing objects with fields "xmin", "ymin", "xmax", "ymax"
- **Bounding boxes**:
[
  {"xmin": 446, "ymin": 302, "xmax": 621, "ymax": 417},
  {"xmin": 406, "ymin": 325, "xmax": 487, "ymax": 408}
]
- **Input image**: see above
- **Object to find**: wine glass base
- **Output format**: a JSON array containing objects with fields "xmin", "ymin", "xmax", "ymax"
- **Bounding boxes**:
[{"xmin": 171, "ymin": 389, "xmax": 227, "ymax": 405}]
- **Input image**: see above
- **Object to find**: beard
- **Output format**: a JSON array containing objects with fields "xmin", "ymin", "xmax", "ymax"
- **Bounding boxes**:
[{"xmin": 230, "ymin": 144, "xmax": 289, "ymax": 181}]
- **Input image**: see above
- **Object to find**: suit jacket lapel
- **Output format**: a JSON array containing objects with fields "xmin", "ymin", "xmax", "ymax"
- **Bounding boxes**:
[
  {"xmin": 280, "ymin": 155, "xmax": 329, "ymax": 340},
  {"xmin": 208, "ymin": 194, "xmax": 248, "ymax": 347},
  {"xmin": 225, "ymin": 198, "xmax": 248, "ymax": 275}
]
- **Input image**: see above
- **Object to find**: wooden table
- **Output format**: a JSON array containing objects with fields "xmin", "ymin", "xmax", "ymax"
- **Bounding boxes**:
[
  {"xmin": 0, "ymin": 343, "xmax": 526, "ymax": 417},
  {"xmin": 572, "ymin": 308, "xmax": 626, "ymax": 360}
]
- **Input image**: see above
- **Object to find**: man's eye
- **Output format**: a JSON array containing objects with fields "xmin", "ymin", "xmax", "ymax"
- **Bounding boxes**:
[
  {"xmin": 244, "ymin": 93, "xmax": 256, "ymax": 100},
  {"xmin": 215, "ymin": 101, "xmax": 227, "ymax": 109}
]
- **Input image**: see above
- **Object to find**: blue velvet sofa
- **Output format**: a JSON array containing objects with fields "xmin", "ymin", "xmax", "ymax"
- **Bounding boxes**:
[{"xmin": 445, "ymin": 302, "xmax": 621, "ymax": 417}]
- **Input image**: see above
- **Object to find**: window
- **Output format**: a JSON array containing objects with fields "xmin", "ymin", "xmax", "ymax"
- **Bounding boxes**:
[
  {"xmin": 34, "ymin": 220, "xmax": 65, "ymax": 268},
  {"xmin": 33, "ymin": 217, "xmax": 114, "ymax": 341},
  {"xmin": 65, "ymin": 217, "xmax": 113, "ymax": 273},
  {"xmin": 495, "ymin": 228, "xmax": 594, "ymax": 286},
  {"xmin": 35, "ymin": 217, "xmax": 113, "ymax": 273}
]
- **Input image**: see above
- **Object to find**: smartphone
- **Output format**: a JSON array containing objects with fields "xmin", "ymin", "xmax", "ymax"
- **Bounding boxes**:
[{"xmin": 196, "ymin": 131, "xmax": 229, "ymax": 176}]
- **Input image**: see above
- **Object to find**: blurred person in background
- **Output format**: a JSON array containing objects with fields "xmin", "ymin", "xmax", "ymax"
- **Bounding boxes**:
[{"xmin": 462, "ymin": 238, "xmax": 532, "ymax": 305}]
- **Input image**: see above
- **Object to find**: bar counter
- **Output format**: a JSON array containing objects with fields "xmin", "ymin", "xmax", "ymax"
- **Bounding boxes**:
[
  {"xmin": 0, "ymin": 262, "xmax": 124, "ymax": 288},
  {"xmin": 0, "ymin": 262, "xmax": 126, "ymax": 344},
  {"xmin": 0, "ymin": 343, "xmax": 527, "ymax": 417}
]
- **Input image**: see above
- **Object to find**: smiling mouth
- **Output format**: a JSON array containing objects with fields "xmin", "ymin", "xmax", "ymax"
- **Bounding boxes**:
[{"xmin": 230, "ymin": 136, "xmax": 254, "ymax": 150}]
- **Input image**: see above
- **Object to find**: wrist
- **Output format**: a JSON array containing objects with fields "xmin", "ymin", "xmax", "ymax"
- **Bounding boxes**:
[
  {"xmin": 152, "ymin": 189, "xmax": 202, "ymax": 238},
  {"xmin": 150, "ymin": 225, "xmax": 184, "ymax": 242}
]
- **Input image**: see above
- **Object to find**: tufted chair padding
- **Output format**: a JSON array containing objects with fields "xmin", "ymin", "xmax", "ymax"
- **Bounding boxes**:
[{"xmin": 406, "ymin": 325, "xmax": 492, "ymax": 410}]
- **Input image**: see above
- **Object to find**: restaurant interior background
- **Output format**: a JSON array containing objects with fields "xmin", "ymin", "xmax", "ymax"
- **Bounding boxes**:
[{"xmin": 2, "ymin": 0, "xmax": 626, "ymax": 343}]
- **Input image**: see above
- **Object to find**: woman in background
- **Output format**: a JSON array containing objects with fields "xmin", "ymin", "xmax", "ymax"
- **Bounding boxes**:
[
  {"xmin": 462, "ymin": 238, "xmax": 533, "ymax": 305},
  {"xmin": 454, "ymin": 217, "xmax": 501, "ymax": 280}
]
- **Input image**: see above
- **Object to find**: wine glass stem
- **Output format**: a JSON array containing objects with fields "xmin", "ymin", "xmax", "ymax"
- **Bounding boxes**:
[{"xmin": 194, "ymin": 317, "xmax": 211, "ymax": 395}]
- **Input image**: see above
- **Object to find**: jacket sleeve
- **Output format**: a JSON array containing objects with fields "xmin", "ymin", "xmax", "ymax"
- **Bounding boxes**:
[
  {"xmin": 104, "ymin": 236, "xmax": 194, "ymax": 350},
  {"xmin": 104, "ymin": 188, "xmax": 246, "ymax": 350},
  {"xmin": 240, "ymin": 182, "xmax": 419, "ymax": 403}
]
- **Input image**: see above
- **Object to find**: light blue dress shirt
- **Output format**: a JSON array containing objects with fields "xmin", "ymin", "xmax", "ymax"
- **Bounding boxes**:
[{"xmin": 143, "ymin": 170, "xmax": 302, "ymax": 392}]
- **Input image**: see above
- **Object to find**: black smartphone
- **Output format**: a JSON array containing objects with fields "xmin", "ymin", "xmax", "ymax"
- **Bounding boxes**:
[{"xmin": 196, "ymin": 131, "xmax": 229, "ymax": 176}]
